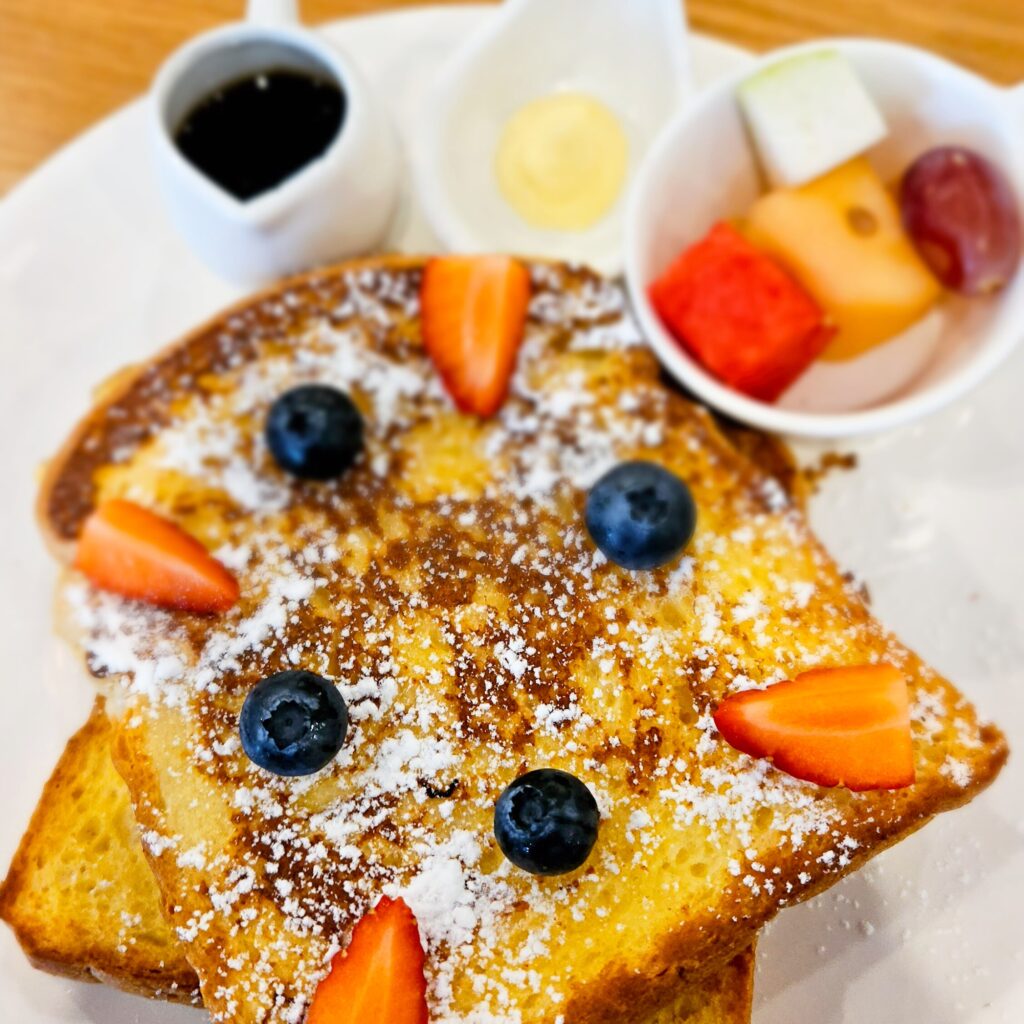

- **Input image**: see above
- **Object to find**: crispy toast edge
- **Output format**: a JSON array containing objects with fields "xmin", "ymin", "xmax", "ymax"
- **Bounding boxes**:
[{"xmin": 0, "ymin": 699, "xmax": 201, "ymax": 1005}]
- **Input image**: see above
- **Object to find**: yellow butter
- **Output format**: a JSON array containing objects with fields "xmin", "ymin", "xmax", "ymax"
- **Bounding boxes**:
[{"xmin": 496, "ymin": 92, "xmax": 628, "ymax": 232}]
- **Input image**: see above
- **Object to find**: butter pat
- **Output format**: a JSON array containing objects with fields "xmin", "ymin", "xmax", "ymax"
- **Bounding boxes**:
[
  {"xmin": 738, "ymin": 51, "xmax": 887, "ymax": 187},
  {"xmin": 496, "ymin": 93, "xmax": 628, "ymax": 231}
]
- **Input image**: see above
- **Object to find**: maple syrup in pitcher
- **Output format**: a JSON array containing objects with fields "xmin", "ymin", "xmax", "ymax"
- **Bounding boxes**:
[{"xmin": 174, "ymin": 69, "xmax": 346, "ymax": 201}]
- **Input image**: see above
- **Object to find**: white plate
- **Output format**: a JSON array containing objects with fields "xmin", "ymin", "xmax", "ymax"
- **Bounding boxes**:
[{"xmin": 0, "ymin": 6, "xmax": 1020, "ymax": 1023}]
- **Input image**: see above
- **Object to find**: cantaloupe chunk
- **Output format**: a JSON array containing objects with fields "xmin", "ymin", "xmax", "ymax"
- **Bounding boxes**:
[{"xmin": 744, "ymin": 157, "xmax": 942, "ymax": 361}]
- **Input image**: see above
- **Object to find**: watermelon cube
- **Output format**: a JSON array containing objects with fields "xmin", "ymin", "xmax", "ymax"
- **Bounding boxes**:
[{"xmin": 649, "ymin": 222, "xmax": 833, "ymax": 402}]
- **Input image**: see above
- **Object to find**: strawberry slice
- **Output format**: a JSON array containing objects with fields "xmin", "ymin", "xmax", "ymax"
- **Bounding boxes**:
[
  {"xmin": 712, "ymin": 664, "xmax": 914, "ymax": 791},
  {"xmin": 307, "ymin": 896, "xmax": 428, "ymax": 1024},
  {"xmin": 74, "ymin": 500, "xmax": 239, "ymax": 614},
  {"xmin": 420, "ymin": 255, "xmax": 531, "ymax": 417}
]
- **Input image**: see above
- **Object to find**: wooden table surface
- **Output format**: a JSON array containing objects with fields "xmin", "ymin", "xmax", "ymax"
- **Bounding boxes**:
[{"xmin": 1, "ymin": 0, "xmax": 1023, "ymax": 196}]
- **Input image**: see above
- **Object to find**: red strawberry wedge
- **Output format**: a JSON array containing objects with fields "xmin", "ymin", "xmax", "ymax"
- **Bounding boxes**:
[
  {"xmin": 713, "ymin": 664, "xmax": 915, "ymax": 792},
  {"xmin": 420, "ymin": 255, "xmax": 531, "ymax": 417},
  {"xmin": 306, "ymin": 896, "xmax": 428, "ymax": 1024},
  {"xmin": 75, "ymin": 500, "xmax": 239, "ymax": 614}
]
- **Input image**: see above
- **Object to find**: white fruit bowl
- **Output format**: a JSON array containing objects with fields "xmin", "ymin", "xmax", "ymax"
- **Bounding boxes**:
[{"xmin": 625, "ymin": 37, "xmax": 1024, "ymax": 439}]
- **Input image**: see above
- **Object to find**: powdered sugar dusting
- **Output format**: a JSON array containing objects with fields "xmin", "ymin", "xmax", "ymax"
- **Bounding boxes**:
[{"xmin": 59, "ymin": 262, "xmax": 999, "ymax": 1024}]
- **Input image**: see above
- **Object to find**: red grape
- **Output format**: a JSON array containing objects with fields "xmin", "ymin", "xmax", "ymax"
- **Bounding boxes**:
[{"xmin": 899, "ymin": 146, "xmax": 1021, "ymax": 295}]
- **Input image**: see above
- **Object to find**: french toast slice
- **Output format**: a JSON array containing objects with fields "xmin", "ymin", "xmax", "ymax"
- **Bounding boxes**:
[
  {"xmin": 38, "ymin": 257, "xmax": 1006, "ymax": 1024},
  {"xmin": 0, "ymin": 699, "xmax": 200, "ymax": 1004},
  {"xmin": 0, "ymin": 702, "xmax": 755, "ymax": 1023}
]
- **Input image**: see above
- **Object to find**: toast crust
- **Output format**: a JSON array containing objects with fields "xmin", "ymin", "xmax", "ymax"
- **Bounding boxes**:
[
  {"xmin": 39, "ymin": 257, "xmax": 1007, "ymax": 1024},
  {"xmin": 0, "ymin": 700, "xmax": 201, "ymax": 1005}
]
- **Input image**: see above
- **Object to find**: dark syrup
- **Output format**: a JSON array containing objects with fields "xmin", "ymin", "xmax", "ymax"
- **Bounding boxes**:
[{"xmin": 174, "ymin": 69, "xmax": 346, "ymax": 201}]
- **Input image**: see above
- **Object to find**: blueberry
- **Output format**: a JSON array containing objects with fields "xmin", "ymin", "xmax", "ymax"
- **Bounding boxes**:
[
  {"xmin": 239, "ymin": 670, "xmax": 349, "ymax": 777},
  {"xmin": 494, "ymin": 769, "xmax": 600, "ymax": 876},
  {"xmin": 585, "ymin": 460, "xmax": 697, "ymax": 570},
  {"xmin": 266, "ymin": 385, "xmax": 364, "ymax": 480}
]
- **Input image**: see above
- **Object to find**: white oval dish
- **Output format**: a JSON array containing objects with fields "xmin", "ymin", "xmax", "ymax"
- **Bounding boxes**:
[
  {"xmin": 414, "ymin": 0, "xmax": 692, "ymax": 275},
  {"xmin": 626, "ymin": 37, "xmax": 1024, "ymax": 439}
]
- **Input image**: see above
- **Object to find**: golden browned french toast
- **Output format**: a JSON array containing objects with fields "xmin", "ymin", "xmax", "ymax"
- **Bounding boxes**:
[
  {"xmin": 37, "ymin": 256, "xmax": 1005, "ymax": 1024},
  {"xmin": 0, "ymin": 699, "xmax": 200, "ymax": 1004},
  {"xmin": 0, "ymin": 699, "xmax": 755, "ymax": 1022}
]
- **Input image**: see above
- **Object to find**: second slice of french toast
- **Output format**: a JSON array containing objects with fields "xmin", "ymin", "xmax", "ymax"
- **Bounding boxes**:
[{"xmin": 0, "ymin": 699, "xmax": 200, "ymax": 1004}]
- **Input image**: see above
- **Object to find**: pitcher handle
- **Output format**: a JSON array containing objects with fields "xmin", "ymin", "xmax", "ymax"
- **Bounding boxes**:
[{"xmin": 246, "ymin": 0, "xmax": 299, "ymax": 27}]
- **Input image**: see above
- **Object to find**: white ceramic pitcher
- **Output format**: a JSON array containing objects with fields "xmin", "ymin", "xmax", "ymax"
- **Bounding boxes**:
[{"xmin": 150, "ymin": 0, "xmax": 401, "ymax": 283}]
